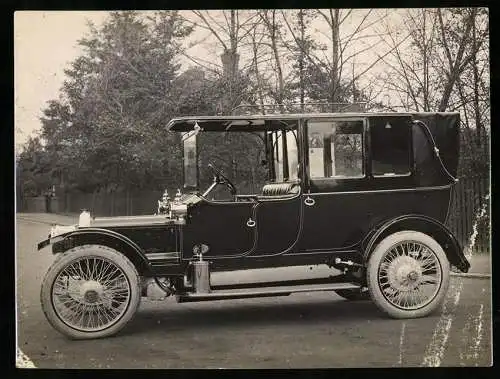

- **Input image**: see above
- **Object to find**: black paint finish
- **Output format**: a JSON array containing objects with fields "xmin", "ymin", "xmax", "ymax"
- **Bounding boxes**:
[
  {"xmin": 252, "ymin": 195, "xmax": 302, "ymax": 256},
  {"xmin": 45, "ymin": 112, "xmax": 466, "ymax": 276},
  {"xmin": 182, "ymin": 200, "xmax": 256, "ymax": 259},
  {"xmin": 107, "ymin": 225, "xmax": 179, "ymax": 255},
  {"xmin": 297, "ymin": 187, "xmax": 451, "ymax": 252}
]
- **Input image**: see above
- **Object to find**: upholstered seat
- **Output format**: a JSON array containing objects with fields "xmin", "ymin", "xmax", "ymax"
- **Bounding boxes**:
[{"xmin": 261, "ymin": 182, "xmax": 300, "ymax": 197}]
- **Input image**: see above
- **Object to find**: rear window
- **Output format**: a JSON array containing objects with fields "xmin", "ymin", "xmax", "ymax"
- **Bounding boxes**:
[{"xmin": 370, "ymin": 117, "xmax": 411, "ymax": 176}]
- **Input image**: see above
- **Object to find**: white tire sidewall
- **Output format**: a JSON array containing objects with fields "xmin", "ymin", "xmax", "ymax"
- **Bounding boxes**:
[
  {"xmin": 40, "ymin": 244, "xmax": 141, "ymax": 340},
  {"xmin": 367, "ymin": 231, "xmax": 450, "ymax": 319}
]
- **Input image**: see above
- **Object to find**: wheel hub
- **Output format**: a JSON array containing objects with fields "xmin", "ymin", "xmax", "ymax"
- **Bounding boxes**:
[
  {"xmin": 79, "ymin": 280, "xmax": 104, "ymax": 304},
  {"xmin": 388, "ymin": 256, "xmax": 422, "ymax": 291}
]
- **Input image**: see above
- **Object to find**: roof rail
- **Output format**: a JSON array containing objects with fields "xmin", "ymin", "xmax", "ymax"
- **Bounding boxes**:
[{"xmin": 231, "ymin": 102, "xmax": 367, "ymax": 115}]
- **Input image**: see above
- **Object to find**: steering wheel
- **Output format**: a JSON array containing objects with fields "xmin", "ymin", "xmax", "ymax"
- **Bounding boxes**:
[{"xmin": 208, "ymin": 163, "xmax": 237, "ymax": 196}]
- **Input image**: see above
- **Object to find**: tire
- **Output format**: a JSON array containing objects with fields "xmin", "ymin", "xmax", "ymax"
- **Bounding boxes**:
[
  {"xmin": 40, "ymin": 244, "xmax": 141, "ymax": 340},
  {"xmin": 367, "ymin": 231, "xmax": 450, "ymax": 319},
  {"xmin": 335, "ymin": 288, "xmax": 370, "ymax": 301}
]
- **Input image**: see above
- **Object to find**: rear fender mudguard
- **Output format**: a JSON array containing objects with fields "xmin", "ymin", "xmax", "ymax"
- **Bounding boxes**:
[
  {"xmin": 48, "ymin": 228, "xmax": 153, "ymax": 276},
  {"xmin": 362, "ymin": 214, "xmax": 470, "ymax": 272}
]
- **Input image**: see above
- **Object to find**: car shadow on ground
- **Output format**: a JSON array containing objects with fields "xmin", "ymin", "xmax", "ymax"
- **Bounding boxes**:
[{"xmin": 125, "ymin": 297, "xmax": 385, "ymax": 336}]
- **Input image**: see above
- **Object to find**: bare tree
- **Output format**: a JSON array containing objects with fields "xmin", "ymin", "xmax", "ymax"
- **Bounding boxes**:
[
  {"xmin": 259, "ymin": 10, "xmax": 286, "ymax": 111},
  {"xmin": 376, "ymin": 8, "xmax": 488, "ymax": 114},
  {"xmin": 375, "ymin": 8, "xmax": 489, "ymax": 176}
]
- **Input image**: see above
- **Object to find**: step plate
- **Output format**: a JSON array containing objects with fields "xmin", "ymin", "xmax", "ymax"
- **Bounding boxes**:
[{"xmin": 177, "ymin": 282, "xmax": 360, "ymax": 303}]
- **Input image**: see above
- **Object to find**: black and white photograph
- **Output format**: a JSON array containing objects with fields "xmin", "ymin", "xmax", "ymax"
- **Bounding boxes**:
[{"xmin": 15, "ymin": 9, "xmax": 491, "ymax": 368}]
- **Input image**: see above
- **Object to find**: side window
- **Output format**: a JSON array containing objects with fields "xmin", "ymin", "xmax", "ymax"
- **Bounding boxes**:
[
  {"xmin": 271, "ymin": 129, "xmax": 299, "ymax": 182},
  {"xmin": 370, "ymin": 117, "xmax": 411, "ymax": 176},
  {"xmin": 308, "ymin": 120, "xmax": 364, "ymax": 179}
]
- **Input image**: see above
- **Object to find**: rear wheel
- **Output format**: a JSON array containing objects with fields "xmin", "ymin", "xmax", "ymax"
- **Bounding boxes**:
[
  {"xmin": 40, "ymin": 244, "xmax": 141, "ymax": 339},
  {"xmin": 367, "ymin": 231, "xmax": 450, "ymax": 319}
]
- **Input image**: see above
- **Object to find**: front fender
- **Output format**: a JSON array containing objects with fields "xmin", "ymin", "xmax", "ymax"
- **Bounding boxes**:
[
  {"xmin": 39, "ymin": 227, "xmax": 153, "ymax": 275},
  {"xmin": 363, "ymin": 214, "xmax": 470, "ymax": 273}
]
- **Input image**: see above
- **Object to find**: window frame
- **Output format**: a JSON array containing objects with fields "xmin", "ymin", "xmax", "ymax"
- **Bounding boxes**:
[
  {"xmin": 368, "ymin": 116, "xmax": 414, "ymax": 179},
  {"xmin": 267, "ymin": 125, "xmax": 300, "ymax": 183},
  {"xmin": 182, "ymin": 131, "xmax": 199, "ymax": 190},
  {"xmin": 305, "ymin": 117, "xmax": 367, "ymax": 181}
]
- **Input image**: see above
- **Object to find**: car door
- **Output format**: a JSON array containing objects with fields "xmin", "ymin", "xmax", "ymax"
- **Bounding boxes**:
[
  {"xmin": 297, "ymin": 117, "xmax": 370, "ymax": 251},
  {"xmin": 250, "ymin": 191, "xmax": 302, "ymax": 256},
  {"xmin": 250, "ymin": 127, "xmax": 302, "ymax": 256},
  {"xmin": 297, "ymin": 116, "xmax": 418, "ymax": 252},
  {"xmin": 182, "ymin": 199, "xmax": 258, "ymax": 260}
]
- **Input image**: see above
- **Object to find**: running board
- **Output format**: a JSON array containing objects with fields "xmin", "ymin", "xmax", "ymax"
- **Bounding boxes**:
[
  {"xmin": 176, "ymin": 282, "xmax": 360, "ymax": 303},
  {"xmin": 210, "ymin": 275, "xmax": 349, "ymax": 291}
]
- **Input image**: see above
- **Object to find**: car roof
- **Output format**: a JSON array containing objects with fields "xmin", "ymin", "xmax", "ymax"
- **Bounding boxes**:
[{"xmin": 166, "ymin": 112, "xmax": 460, "ymax": 131}]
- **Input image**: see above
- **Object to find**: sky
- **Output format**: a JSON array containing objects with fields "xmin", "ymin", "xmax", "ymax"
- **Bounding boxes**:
[
  {"xmin": 14, "ymin": 11, "xmax": 217, "ymax": 151},
  {"xmin": 14, "ymin": 10, "xmax": 403, "ymax": 152},
  {"xmin": 14, "ymin": 11, "xmax": 109, "ymax": 150}
]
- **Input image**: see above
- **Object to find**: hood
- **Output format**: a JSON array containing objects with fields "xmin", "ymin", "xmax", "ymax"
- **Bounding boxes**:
[{"xmin": 84, "ymin": 214, "xmax": 177, "ymax": 228}]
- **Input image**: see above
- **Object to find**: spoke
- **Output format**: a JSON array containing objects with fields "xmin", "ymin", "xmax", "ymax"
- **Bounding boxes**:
[
  {"xmin": 401, "ymin": 292, "xmax": 409, "ymax": 308},
  {"xmin": 88, "ymin": 306, "xmax": 96, "ymax": 329},
  {"xmin": 414, "ymin": 286, "xmax": 425, "ymax": 305},
  {"xmin": 378, "ymin": 242, "xmax": 443, "ymax": 310},
  {"xmin": 95, "ymin": 305, "xmax": 105, "ymax": 327},
  {"xmin": 85, "ymin": 259, "xmax": 93, "ymax": 281},
  {"xmin": 380, "ymin": 281, "xmax": 392, "ymax": 289},
  {"xmin": 77, "ymin": 260, "xmax": 86, "ymax": 280},
  {"xmin": 66, "ymin": 264, "xmax": 81, "ymax": 279},
  {"xmin": 101, "ymin": 267, "xmax": 120, "ymax": 284},
  {"xmin": 89, "ymin": 258, "xmax": 96, "ymax": 280},
  {"xmin": 52, "ymin": 257, "xmax": 131, "ymax": 331},
  {"xmin": 380, "ymin": 261, "xmax": 391, "ymax": 271},
  {"xmin": 389, "ymin": 248, "xmax": 399, "ymax": 260},
  {"xmin": 395, "ymin": 290, "xmax": 406, "ymax": 305},
  {"xmin": 96, "ymin": 261, "xmax": 112, "ymax": 283}
]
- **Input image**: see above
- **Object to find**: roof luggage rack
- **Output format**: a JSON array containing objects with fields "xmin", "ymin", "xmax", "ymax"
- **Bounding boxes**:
[{"xmin": 231, "ymin": 102, "xmax": 367, "ymax": 116}]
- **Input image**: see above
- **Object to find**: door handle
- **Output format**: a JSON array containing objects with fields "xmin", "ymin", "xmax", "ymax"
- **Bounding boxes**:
[
  {"xmin": 304, "ymin": 196, "xmax": 315, "ymax": 206},
  {"xmin": 246, "ymin": 218, "xmax": 256, "ymax": 227}
]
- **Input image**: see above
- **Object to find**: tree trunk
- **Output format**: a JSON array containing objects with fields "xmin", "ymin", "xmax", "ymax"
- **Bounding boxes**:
[
  {"xmin": 437, "ymin": 8, "xmax": 477, "ymax": 112},
  {"xmin": 299, "ymin": 9, "xmax": 305, "ymax": 111},
  {"xmin": 271, "ymin": 12, "xmax": 285, "ymax": 112},
  {"xmin": 471, "ymin": 13, "xmax": 482, "ymax": 147},
  {"xmin": 251, "ymin": 30, "xmax": 266, "ymax": 114},
  {"xmin": 262, "ymin": 10, "xmax": 285, "ymax": 112},
  {"xmin": 330, "ymin": 9, "xmax": 340, "ymax": 110}
]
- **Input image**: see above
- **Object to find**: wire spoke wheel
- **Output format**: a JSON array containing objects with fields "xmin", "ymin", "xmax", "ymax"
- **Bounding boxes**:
[
  {"xmin": 52, "ymin": 257, "xmax": 131, "ymax": 332},
  {"xmin": 367, "ymin": 231, "xmax": 450, "ymax": 319},
  {"xmin": 378, "ymin": 241, "xmax": 442, "ymax": 310},
  {"xmin": 41, "ymin": 245, "xmax": 141, "ymax": 339}
]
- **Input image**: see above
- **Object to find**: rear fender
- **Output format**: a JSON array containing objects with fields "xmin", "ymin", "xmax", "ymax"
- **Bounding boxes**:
[
  {"xmin": 363, "ymin": 214, "xmax": 470, "ymax": 272},
  {"xmin": 49, "ymin": 228, "xmax": 153, "ymax": 276}
]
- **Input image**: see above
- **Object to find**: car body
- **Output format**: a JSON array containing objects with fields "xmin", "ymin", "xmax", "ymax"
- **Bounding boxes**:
[{"xmin": 37, "ymin": 111, "xmax": 470, "ymax": 339}]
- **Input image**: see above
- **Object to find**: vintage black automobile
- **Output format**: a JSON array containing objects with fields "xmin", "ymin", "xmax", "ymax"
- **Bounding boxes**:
[{"xmin": 37, "ymin": 111, "xmax": 470, "ymax": 339}]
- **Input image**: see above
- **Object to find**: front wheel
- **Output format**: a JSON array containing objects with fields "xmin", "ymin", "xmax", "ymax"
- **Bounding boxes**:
[
  {"xmin": 40, "ymin": 244, "xmax": 141, "ymax": 339},
  {"xmin": 367, "ymin": 231, "xmax": 450, "ymax": 319}
]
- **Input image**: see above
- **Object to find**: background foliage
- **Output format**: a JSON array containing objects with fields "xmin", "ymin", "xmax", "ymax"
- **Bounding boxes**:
[{"xmin": 16, "ymin": 9, "xmax": 489, "ymax": 202}]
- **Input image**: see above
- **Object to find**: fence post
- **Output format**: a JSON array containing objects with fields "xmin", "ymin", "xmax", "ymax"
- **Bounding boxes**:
[
  {"xmin": 457, "ymin": 179, "xmax": 464, "ymax": 247},
  {"xmin": 92, "ymin": 190, "xmax": 96, "ymax": 216}
]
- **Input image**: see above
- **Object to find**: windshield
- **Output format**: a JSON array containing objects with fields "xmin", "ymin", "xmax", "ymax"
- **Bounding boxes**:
[{"xmin": 182, "ymin": 127, "xmax": 299, "ymax": 199}]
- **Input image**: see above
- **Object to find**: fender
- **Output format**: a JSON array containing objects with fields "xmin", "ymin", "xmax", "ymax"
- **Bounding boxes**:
[
  {"xmin": 363, "ymin": 214, "xmax": 470, "ymax": 273},
  {"xmin": 39, "ymin": 227, "xmax": 153, "ymax": 275}
]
